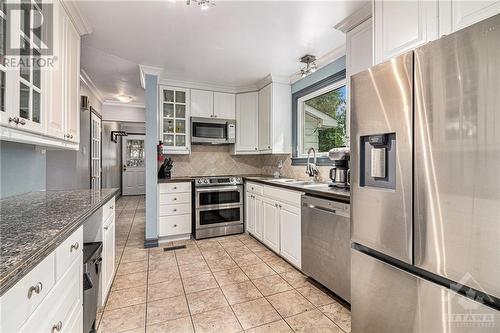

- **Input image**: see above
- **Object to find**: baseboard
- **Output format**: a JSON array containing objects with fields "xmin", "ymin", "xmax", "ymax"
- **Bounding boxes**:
[{"xmin": 144, "ymin": 238, "xmax": 159, "ymax": 248}]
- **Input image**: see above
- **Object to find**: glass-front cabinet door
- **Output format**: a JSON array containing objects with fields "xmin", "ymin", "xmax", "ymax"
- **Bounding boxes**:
[{"xmin": 160, "ymin": 86, "xmax": 190, "ymax": 154}]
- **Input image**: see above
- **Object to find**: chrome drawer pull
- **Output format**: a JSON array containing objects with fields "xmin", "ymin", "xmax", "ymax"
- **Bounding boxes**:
[
  {"xmin": 70, "ymin": 242, "xmax": 79, "ymax": 252},
  {"xmin": 27, "ymin": 282, "xmax": 43, "ymax": 298},
  {"xmin": 52, "ymin": 321, "xmax": 63, "ymax": 332},
  {"xmin": 173, "ymin": 224, "xmax": 177, "ymax": 227}
]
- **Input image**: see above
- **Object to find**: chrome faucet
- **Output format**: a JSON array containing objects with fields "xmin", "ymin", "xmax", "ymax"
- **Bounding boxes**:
[{"xmin": 306, "ymin": 147, "xmax": 319, "ymax": 178}]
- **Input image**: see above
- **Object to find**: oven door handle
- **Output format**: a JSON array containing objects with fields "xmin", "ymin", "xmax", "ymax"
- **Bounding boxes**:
[{"xmin": 195, "ymin": 186, "xmax": 242, "ymax": 193}]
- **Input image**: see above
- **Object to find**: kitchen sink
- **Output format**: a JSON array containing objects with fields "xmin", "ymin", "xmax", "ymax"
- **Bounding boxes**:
[{"xmin": 267, "ymin": 178, "xmax": 297, "ymax": 183}]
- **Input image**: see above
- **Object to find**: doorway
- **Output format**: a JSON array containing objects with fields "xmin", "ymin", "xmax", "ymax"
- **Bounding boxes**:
[{"xmin": 122, "ymin": 134, "xmax": 146, "ymax": 195}]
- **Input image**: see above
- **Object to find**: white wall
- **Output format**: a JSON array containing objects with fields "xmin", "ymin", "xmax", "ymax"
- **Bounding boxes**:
[{"xmin": 102, "ymin": 104, "xmax": 145, "ymax": 122}]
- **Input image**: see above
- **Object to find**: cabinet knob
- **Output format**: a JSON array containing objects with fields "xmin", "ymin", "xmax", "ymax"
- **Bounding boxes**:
[
  {"xmin": 104, "ymin": 226, "xmax": 109, "ymax": 230},
  {"xmin": 28, "ymin": 282, "xmax": 43, "ymax": 298},
  {"xmin": 173, "ymin": 209, "xmax": 177, "ymax": 212},
  {"xmin": 52, "ymin": 320, "xmax": 63, "ymax": 332},
  {"xmin": 267, "ymin": 146, "xmax": 270, "ymax": 149},
  {"xmin": 173, "ymin": 224, "xmax": 177, "ymax": 227},
  {"xmin": 255, "ymin": 147, "xmax": 257, "ymax": 150},
  {"xmin": 110, "ymin": 206, "xmax": 114, "ymax": 209},
  {"xmin": 173, "ymin": 198, "xmax": 177, "ymax": 201},
  {"xmin": 275, "ymin": 203, "xmax": 278, "ymax": 207},
  {"xmin": 70, "ymin": 242, "xmax": 79, "ymax": 252},
  {"xmin": 19, "ymin": 118, "xmax": 26, "ymax": 125},
  {"xmin": 173, "ymin": 187, "xmax": 177, "ymax": 190}
]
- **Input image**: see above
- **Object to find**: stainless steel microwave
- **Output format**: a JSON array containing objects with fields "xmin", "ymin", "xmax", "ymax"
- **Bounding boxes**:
[{"xmin": 191, "ymin": 117, "xmax": 236, "ymax": 144}]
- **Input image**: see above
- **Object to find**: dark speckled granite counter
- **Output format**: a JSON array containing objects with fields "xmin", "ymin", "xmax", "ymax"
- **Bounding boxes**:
[
  {"xmin": 0, "ymin": 188, "xmax": 119, "ymax": 296},
  {"xmin": 244, "ymin": 176, "xmax": 350, "ymax": 202},
  {"xmin": 158, "ymin": 177, "xmax": 194, "ymax": 183}
]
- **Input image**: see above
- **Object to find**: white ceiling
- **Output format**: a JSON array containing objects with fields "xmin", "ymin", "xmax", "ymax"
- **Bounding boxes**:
[{"xmin": 78, "ymin": 0, "xmax": 367, "ymax": 105}]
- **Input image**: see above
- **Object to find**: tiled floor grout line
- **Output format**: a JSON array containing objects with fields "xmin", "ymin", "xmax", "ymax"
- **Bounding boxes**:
[{"xmin": 174, "ymin": 246, "xmax": 199, "ymax": 333}]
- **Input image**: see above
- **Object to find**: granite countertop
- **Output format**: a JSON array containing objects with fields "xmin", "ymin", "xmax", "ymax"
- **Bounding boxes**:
[
  {"xmin": 158, "ymin": 177, "xmax": 194, "ymax": 183},
  {"xmin": 244, "ymin": 176, "xmax": 350, "ymax": 202},
  {"xmin": 0, "ymin": 188, "xmax": 119, "ymax": 296}
]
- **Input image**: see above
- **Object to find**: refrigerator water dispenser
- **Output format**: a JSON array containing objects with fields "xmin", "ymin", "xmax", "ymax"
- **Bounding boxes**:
[{"xmin": 360, "ymin": 133, "xmax": 396, "ymax": 189}]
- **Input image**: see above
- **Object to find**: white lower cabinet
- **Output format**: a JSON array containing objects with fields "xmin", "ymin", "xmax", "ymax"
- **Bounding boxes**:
[
  {"xmin": 279, "ymin": 202, "xmax": 301, "ymax": 268},
  {"xmin": 158, "ymin": 182, "xmax": 192, "ymax": 239},
  {"xmin": 246, "ymin": 182, "xmax": 302, "ymax": 268},
  {"xmin": 101, "ymin": 212, "xmax": 115, "ymax": 306}
]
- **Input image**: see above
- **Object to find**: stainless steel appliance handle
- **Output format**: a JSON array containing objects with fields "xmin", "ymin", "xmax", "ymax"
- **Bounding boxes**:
[
  {"xmin": 195, "ymin": 185, "xmax": 242, "ymax": 193},
  {"xmin": 303, "ymin": 203, "xmax": 337, "ymax": 215}
]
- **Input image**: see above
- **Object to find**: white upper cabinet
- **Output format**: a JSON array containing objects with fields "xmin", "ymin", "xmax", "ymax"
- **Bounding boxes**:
[
  {"xmin": 258, "ymin": 82, "xmax": 292, "ymax": 154},
  {"xmin": 0, "ymin": 0, "xmax": 81, "ymax": 149},
  {"xmin": 374, "ymin": 0, "xmax": 438, "ymax": 64},
  {"xmin": 213, "ymin": 92, "xmax": 235, "ymax": 119},
  {"xmin": 347, "ymin": 18, "xmax": 373, "ymax": 77},
  {"xmin": 234, "ymin": 92, "xmax": 258, "ymax": 154},
  {"xmin": 190, "ymin": 89, "xmax": 213, "ymax": 118},
  {"xmin": 439, "ymin": 0, "xmax": 500, "ymax": 36},
  {"xmin": 191, "ymin": 89, "xmax": 236, "ymax": 119},
  {"xmin": 160, "ymin": 86, "xmax": 190, "ymax": 154}
]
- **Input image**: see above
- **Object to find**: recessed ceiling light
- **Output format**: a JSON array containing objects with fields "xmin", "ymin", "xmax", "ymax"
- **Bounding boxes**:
[{"xmin": 117, "ymin": 95, "xmax": 133, "ymax": 103}]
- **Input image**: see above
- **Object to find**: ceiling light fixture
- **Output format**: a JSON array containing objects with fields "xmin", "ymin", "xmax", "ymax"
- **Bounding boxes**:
[
  {"xmin": 117, "ymin": 95, "xmax": 133, "ymax": 103},
  {"xmin": 186, "ymin": 0, "xmax": 215, "ymax": 10},
  {"xmin": 299, "ymin": 55, "xmax": 318, "ymax": 78}
]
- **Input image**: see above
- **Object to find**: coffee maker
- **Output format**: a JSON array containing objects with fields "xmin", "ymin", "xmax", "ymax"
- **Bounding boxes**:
[{"xmin": 328, "ymin": 148, "xmax": 350, "ymax": 188}]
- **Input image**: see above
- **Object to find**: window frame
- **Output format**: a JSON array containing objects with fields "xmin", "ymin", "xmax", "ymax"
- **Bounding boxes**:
[{"xmin": 291, "ymin": 69, "xmax": 347, "ymax": 166}]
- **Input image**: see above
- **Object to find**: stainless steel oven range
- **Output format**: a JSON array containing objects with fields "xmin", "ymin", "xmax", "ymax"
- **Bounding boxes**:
[{"xmin": 194, "ymin": 176, "xmax": 244, "ymax": 239}]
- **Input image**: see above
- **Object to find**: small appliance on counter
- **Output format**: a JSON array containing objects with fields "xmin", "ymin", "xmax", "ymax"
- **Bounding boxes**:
[
  {"xmin": 83, "ymin": 242, "xmax": 103, "ymax": 333},
  {"xmin": 328, "ymin": 147, "xmax": 350, "ymax": 188}
]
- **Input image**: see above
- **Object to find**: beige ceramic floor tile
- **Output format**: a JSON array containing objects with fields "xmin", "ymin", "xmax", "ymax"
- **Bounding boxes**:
[
  {"xmin": 252, "ymin": 274, "xmax": 293, "ymax": 296},
  {"xmin": 191, "ymin": 306, "xmax": 242, "ymax": 333},
  {"xmin": 148, "ymin": 266, "xmax": 181, "ymax": 284},
  {"xmin": 285, "ymin": 309, "xmax": 343, "ymax": 333},
  {"xmin": 112, "ymin": 271, "xmax": 148, "ymax": 291},
  {"xmin": 220, "ymin": 280, "xmax": 263, "ymax": 305},
  {"xmin": 147, "ymin": 279, "xmax": 185, "ymax": 302},
  {"xmin": 206, "ymin": 254, "xmax": 238, "ymax": 271},
  {"xmin": 244, "ymin": 320, "xmax": 294, "ymax": 333},
  {"xmin": 179, "ymin": 261, "xmax": 211, "ymax": 279},
  {"xmin": 99, "ymin": 304, "xmax": 146, "ymax": 333},
  {"xmin": 182, "ymin": 272, "xmax": 218, "ymax": 294},
  {"xmin": 201, "ymin": 248, "xmax": 228, "ymax": 260},
  {"xmin": 252, "ymin": 249, "xmax": 280, "ymax": 262},
  {"xmin": 146, "ymin": 316, "xmax": 194, "ymax": 333},
  {"xmin": 213, "ymin": 267, "xmax": 249, "ymax": 286},
  {"xmin": 186, "ymin": 287, "xmax": 229, "ymax": 315},
  {"xmin": 296, "ymin": 284, "xmax": 335, "ymax": 307},
  {"xmin": 116, "ymin": 260, "xmax": 148, "ymax": 276},
  {"xmin": 106, "ymin": 285, "xmax": 147, "ymax": 310},
  {"xmin": 279, "ymin": 270, "xmax": 309, "ymax": 288},
  {"xmin": 233, "ymin": 253, "xmax": 263, "ymax": 267},
  {"xmin": 121, "ymin": 248, "xmax": 149, "ymax": 263},
  {"xmin": 148, "ymin": 256, "xmax": 177, "ymax": 271},
  {"xmin": 266, "ymin": 290, "xmax": 315, "ymax": 318},
  {"xmin": 241, "ymin": 263, "xmax": 276, "ymax": 280},
  {"xmin": 266, "ymin": 258, "xmax": 295, "ymax": 274},
  {"xmin": 176, "ymin": 252, "xmax": 206, "ymax": 266},
  {"xmin": 231, "ymin": 297, "xmax": 281, "ymax": 330},
  {"xmin": 146, "ymin": 295, "xmax": 190, "ymax": 325},
  {"xmin": 319, "ymin": 301, "xmax": 352, "ymax": 333}
]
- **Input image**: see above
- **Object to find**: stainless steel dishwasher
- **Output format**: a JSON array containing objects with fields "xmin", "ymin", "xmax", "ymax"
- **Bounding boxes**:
[{"xmin": 301, "ymin": 194, "xmax": 350, "ymax": 302}]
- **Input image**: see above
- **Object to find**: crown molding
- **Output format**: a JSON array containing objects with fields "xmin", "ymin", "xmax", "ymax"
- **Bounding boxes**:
[
  {"xmin": 80, "ymin": 69, "xmax": 104, "ymax": 103},
  {"xmin": 333, "ymin": 2, "xmax": 372, "ymax": 33},
  {"xmin": 139, "ymin": 64, "xmax": 163, "ymax": 89},
  {"xmin": 60, "ymin": 0, "xmax": 92, "ymax": 35},
  {"xmin": 102, "ymin": 100, "xmax": 146, "ymax": 109},
  {"xmin": 255, "ymin": 74, "xmax": 291, "ymax": 90},
  {"xmin": 289, "ymin": 45, "xmax": 346, "ymax": 84},
  {"xmin": 159, "ymin": 77, "xmax": 240, "ymax": 94}
]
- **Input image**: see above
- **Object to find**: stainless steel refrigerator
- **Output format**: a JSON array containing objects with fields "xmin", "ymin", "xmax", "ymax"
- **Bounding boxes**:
[{"xmin": 350, "ymin": 14, "xmax": 500, "ymax": 332}]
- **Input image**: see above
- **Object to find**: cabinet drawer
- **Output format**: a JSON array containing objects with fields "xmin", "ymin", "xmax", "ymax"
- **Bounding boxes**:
[
  {"xmin": 20, "ymin": 255, "xmax": 82, "ymax": 333},
  {"xmin": 159, "ymin": 215, "xmax": 191, "ymax": 236},
  {"xmin": 159, "ymin": 192, "xmax": 191, "ymax": 205},
  {"xmin": 159, "ymin": 203, "xmax": 191, "ymax": 216},
  {"xmin": 264, "ymin": 185, "xmax": 303, "ymax": 207},
  {"xmin": 246, "ymin": 182, "xmax": 263, "ymax": 195},
  {"xmin": 0, "ymin": 253, "xmax": 56, "ymax": 333},
  {"xmin": 102, "ymin": 196, "xmax": 116, "ymax": 223},
  {"xmin": 159, "ymin": 182, "xmax": 192, "ymax": 194},
  {"xmin": 55, "ymin": 226, "xmax": 83, "ymax": 280}
]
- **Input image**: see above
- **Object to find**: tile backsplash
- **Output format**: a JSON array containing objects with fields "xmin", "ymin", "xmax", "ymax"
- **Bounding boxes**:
[{"xmin": 164, "ymin": 145, "xmax": 333, "ymax": 182}]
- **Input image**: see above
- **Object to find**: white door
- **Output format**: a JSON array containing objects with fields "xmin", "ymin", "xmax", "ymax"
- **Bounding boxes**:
[
  {"xmin": 245, "ymin": 192, "xmax": 255, "ymax": 234},
  {"xmin": 122, "ymin": 135, "xmax": 146, "ymax": 195},
  {"xmin": 254, "ymin": 195, "xmax": 264, "ymax": 240},
  {"xmin": 262, "ymin": 197, "xmax": 280, "ymax": 252},
  {"xmin": 279, "ymin": 202, "xmax": 301, "ymax": 269},
  {"xmin": 213, "ymin": 92, "xmax": 235, "ymax": 119},
  {"xmin": 190, "ymin": 89, "xmax": 213, "ymax": 118},
  {"xmin": 90, "ymin": 112, "xmax": 101, "ymax": 191}
]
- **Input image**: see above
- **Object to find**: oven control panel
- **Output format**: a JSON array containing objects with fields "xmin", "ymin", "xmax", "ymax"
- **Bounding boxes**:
[{"xmin": 195, "ymin": 176, "xmax": 243, "ymax": 186}]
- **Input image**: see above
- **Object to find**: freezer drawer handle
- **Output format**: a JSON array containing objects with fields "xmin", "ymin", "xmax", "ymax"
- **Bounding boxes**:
[{"xmin": 303, "ymin": 203, "xmax": 336, "ymax": 215}]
